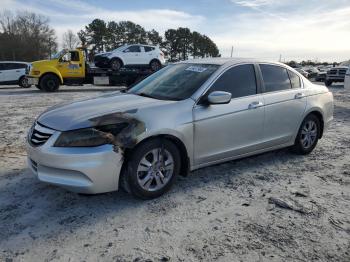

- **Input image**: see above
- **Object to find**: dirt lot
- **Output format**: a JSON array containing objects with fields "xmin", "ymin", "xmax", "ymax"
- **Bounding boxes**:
[{"xmin": 0, "ymin": 83, "xmax": 349, "ymax": 262}]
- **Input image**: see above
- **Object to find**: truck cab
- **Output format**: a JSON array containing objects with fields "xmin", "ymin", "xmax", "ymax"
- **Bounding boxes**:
[{"xmin": 27, "ymin": 48, "xmax": 86, "ymax": 92}]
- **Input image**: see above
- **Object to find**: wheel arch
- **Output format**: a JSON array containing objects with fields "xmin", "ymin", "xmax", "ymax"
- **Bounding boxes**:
[
  {"xmin": 149, "ymin": 58, "xmax": 161, "ymax": 65},
  {"xmin": 39, "ymin": 71, "xmax": 63, "ymax": 85},
  {"xmin": 121, "ymin": 133, "xmax": 190, "ymax": 182},
  {"xmin": 302, "ymin": 109, "xmax": 325, "ymax": 138},
  {"xmin": 110, "ymin": 57, "xmax": 124, "ymax": 67}
]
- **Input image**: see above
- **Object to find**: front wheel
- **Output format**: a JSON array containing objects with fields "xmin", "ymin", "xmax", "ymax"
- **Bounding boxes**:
[
  {"xmin": 110, "ymin": 58, "xmax": 122, "ymax": 71},
  {"xmin": 40, "ymin": 74, "xmax": 60, "ymax": 92},
  {"xmin": 291, "ymin": 114, "xmax": 320, "ymax": 155},
  {"xmin": 122, "ymin": 139, "xmax": 181, "ymax": 199}
]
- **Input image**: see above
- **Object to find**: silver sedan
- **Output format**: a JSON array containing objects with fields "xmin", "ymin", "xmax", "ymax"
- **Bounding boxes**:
[{"xmin": 26, "ymin": 58, "xmax": 334, "ymax": 199}]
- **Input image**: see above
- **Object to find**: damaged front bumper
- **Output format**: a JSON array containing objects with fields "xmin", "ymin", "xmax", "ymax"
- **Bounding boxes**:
[{"xmin": 26, "ymin": 130, "xmax": 123, "ymax": 194}]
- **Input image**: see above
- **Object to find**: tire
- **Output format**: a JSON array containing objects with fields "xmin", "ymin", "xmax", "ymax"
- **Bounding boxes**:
[
  {"xmin": 291, "ymin": 114, "xmax": 320, "ymax": 155},
  {"xmin": 110, "ymin": 58, "xmax": 122, "ymax": 71},
  {"xmin": 123, "ymin": 139, "xmax": 181, "ymax": 199},
  {"xmin": 150, "ymin": 60, "xmax": 161, "ymax": 71},
  {"xmin": 40, "ymin": 74, "xmax": 60, "ymax": 92},
  {"xmin": 325, "ymin": 79, "xmax": 332, "ymax": 87},
  {"xmin": 35, "ymin": 84, "xmax": 41, "ymax": 90},
  {"xmin": 19, "ymin": 76, "xmax": 31, "ymax": 88}
]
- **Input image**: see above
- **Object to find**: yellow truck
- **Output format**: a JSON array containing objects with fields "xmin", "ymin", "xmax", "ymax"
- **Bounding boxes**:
[{"xmin": 26, "ymin": 48, "xmax": 156, "ymax": 92}]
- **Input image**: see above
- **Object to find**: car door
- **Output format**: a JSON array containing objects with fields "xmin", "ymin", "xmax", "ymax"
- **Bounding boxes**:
[
  {"xmin": 144, "ymin": 46, "xmax": 156, "ymax": 63},
  {"xmin": 0, "ymin": 63, "xmax": 4, "ymax": 83},
  {"xmin": 12, "ymin": 63, "xmax": 26, "ymax": 80},
  {"xmin": 0, "ymin": 63, "xmax": 15, "ymax": 82},
  {"xmin": 259, "ymin": 64, "xmax": 307, "ymax": 147},
  {"xmin": 122, "ymin": 45, "xmax": 142, "ymax": 65},
  {"xmin": 58, "ymin": 51, "xmax": 84, "ymax": 78},
  {"xmin": 193, "ymin": 64, "xmax": 265, "ymax": 166}
]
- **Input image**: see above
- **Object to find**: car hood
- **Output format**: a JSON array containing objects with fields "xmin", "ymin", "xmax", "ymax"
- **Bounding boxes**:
[{"xmin": 37, "ymin": 92, "xmax": 172, "ymax": 131}]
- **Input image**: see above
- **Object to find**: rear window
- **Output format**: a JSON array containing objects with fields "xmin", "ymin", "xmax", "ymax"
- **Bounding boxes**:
[
  {"xmin": 288, "ymin": 70, "xmax": 301, "ymax": 89},
  {"xmin": 260, "ymin": 64, "xmax": 292, "ymax": 92}
]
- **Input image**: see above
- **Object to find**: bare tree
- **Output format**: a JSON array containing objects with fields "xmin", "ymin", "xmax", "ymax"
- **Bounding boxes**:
[
  {"xmin": 62, "ymin": 29, "xmax": 79, "ymax": 49},
  {"xmin": 0, "ymin": 10, "xmax": 57, "ymax": 61}
]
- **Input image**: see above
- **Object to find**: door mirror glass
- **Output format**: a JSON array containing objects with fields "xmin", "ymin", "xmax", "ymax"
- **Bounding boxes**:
[{"xmin": 207, "ymin": 91, "xmax": 232, "ymax": 105}]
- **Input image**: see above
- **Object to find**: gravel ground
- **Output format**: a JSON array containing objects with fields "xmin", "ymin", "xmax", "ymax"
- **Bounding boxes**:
[{"xmin": 0, "ymin": 83, "xmax": 349, "ymax": 262}]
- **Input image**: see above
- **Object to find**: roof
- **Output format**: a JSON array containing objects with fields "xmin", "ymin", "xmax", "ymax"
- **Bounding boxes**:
[
  {"xmin": 177, "ymin": 57, "xmax": 281, "ymax": 66},
  {"xmin": 0, "ymin": 61, "xmax": 30, "ymax": 64}
]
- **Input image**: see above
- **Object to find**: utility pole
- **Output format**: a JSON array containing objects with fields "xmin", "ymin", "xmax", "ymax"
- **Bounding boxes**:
[
  {"xmin": 279, "ymin": 54, "xmax": 282, "ymax": 62},
  {"xmin": 230, "ymin": 46, "xmax": 233, "ymax": 58}
]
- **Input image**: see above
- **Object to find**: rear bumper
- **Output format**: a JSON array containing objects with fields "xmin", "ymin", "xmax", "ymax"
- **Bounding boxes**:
[{"xmin": 26, "ymin": 131, "xmax": 123, "ymax": 194}]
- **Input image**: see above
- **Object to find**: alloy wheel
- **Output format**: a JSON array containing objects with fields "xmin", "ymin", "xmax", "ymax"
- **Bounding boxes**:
[
  {"xmin": 300, "ymin": 120, "xmax": 318, "ymax": 149},
  {"xmin": 136, "ymin": 148, "xmax": 174, "ymax": 192}
]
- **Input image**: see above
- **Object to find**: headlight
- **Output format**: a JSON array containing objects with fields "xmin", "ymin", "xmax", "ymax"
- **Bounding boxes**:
[{"xmin": 54, "ymin": 124, "xmax": 128, "ymax": 147}]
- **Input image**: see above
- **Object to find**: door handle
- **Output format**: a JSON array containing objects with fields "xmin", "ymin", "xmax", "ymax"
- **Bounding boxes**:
[
  {"xmin": 295, "ymin": 93, "xmax": 305, "ymax": 99},
  {"xmin": 248, "ymin": 101, "xmax": 264, "ymax": 109}
]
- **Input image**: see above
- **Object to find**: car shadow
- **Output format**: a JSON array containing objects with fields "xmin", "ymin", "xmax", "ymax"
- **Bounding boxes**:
[{"xmin": 0, "ymin": 147, "xmax": 305, "ymax": 250}]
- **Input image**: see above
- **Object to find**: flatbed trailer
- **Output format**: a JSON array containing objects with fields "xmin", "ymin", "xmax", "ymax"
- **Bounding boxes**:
[
  {"xmin": 26, "ymin": 48, "xmax": 160, "ymax": 92},
  {"xmin": 85, "ymin": 66, "xmax": 156, "ymax": 88}
]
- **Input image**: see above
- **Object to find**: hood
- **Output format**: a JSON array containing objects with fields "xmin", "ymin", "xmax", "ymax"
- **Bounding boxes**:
[
  {"xmin": 32, "ymin": 59, "xmax": 57, "ymax": 67},
  {"xmin": 37, "ymin": 92, "xmax": 172, "ymax": 131}
]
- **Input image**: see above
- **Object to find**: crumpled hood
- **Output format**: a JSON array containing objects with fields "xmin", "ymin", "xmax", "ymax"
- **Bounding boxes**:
[{"xmin": 37, "ymin": 92, "xmax": 170, "ymax": 131}]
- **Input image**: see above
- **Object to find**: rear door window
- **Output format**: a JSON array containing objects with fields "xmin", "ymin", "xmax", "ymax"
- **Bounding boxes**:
[
  {"xmin": 124, "ymin": 45, "xmax": 141, "ymax": 53},
  {"xmin": 209, "ymin": 64, "xmax": 257, "ymax": 99},
  {"xmin": 288, "ymin": 70, "xmax": 302, "ymax": 89},
  {"xmin": 144, "ymin": 46, "xmax": 155, "ymax": 52},
  {"xmin": 260, "ymin": 64, "xmax": 292, "ymax": 92}
]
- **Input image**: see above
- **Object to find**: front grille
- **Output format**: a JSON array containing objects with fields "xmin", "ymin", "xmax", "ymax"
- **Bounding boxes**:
[
  {"xmin": 30, "ymin": 159, "xmax": 38, "ymax": 173},
  {"xmin": 29, "ymin": 122, "xmax": 55, "ymax": 146},
  {"xmin": 329, "ymin": 69, "xmax": 337, "ymax": 75},
  {"xmin": 339, "ymin": 69, "xmax": 346, "ymax": 75}
]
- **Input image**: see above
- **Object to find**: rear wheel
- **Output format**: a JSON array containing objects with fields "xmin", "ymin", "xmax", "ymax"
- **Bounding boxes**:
[
  {"xmin": 40, "ymin": 74, "xmax": 60, "ymax": 92},
  {"xmin": 19, "ymin": 76, "xmax": 31, "ymax": 88},
  {"xmin": 292, "ymin": 114, "xmax": 320, "ymax": 155},
  {"xmin": 110, "ymin": 58, "xmax": 122, "ymax": 71},
  {"xmin": 150, "ymin": 60, "xmax": 161, "ymax": 71},
  {"xmin": 122, "ymin": 139, "xmax": 181, "ymax": 199}
]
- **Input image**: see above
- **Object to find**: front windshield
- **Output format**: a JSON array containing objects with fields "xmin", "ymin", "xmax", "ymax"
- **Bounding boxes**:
[
  {"xmin": 51, "ymin": 49, "xmax": 67, "ymax": 59},
  {"xmin": 128, "ymin": 63, "xmax": 219, "ymax": 101}
]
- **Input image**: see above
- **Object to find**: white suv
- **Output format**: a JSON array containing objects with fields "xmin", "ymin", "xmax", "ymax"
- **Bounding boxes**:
[
  {"xmin": 0, "ymin": 61, "xmax": 31, "ymax": 88},
  {"xmin": 94, "ymin": 44, "xmax": 165, "ymax": 71}
]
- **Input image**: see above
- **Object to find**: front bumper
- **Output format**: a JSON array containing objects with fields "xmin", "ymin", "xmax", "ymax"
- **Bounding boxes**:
[
  {"xmin": 26, "ymin": 130, "xmax": 123, "ymax": 194},
  {"xmin": 27, "ymin": 76, "xmax": 39, "ymax": 85}
]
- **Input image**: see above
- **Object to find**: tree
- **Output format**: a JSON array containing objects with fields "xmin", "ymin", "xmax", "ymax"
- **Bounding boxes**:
[
  {"xmin": 62, "ymin": 29, "xmax": 79, "ymax": 49},
  {"xmin": 146, "ymin": 29, "xmax": 163, "ymax": 46},
  {"xmin": 84, "ymin": 19, "xmax": 108, "ymax": 52},
  {"xmin": 0, "ymin": 10, "xmax": 57, "ymax": 61}
]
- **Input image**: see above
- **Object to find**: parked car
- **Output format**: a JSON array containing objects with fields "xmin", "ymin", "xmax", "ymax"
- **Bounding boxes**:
[
  {"xmin": 345, "ymin": 66, "xmax": 350, "ymax": 90},
  {"xmin": 27, "ymin": 58, "xmax": 334, "ymax": 199},
  {"xmin": 94, "ymin": 44, "xmax": 165, "ymax": 71},
  {"xmin": 0, "ymin": 61, "xmax": 31, "ymax": 88},
  {"xmin": 295, "ymin": 68, "xmax": 309, "ymax": 78},
  {"xmin": 325, "ymin": 66, "xmax": 348, "ymax": 86},
  {"xmin": 305, "ymin": 67, "xmax": 320, "ymax": 79}
]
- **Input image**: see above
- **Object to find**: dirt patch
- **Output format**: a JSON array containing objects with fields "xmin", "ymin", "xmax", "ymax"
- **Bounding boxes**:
[{"xmin": 0, "ymin": 84, "xmax": 349, "ymax": 262}]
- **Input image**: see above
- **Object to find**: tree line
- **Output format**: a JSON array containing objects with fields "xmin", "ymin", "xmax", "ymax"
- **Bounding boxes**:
[
  {"xmin": 78, "ymin": 19, "xmax": 220, "ymax": 61},
  {"xmin": 0, "ymin": 11, "xmax": 57, "ymax": 61},
  {"xmin": 0, "ymin": 11, "xmax": 220, "ymax": 62}
]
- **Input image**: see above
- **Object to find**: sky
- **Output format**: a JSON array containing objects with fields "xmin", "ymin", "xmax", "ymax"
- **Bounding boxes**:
[{"xmin": 2, "ymin": 0, "xmax": 350, "ymax": 62}]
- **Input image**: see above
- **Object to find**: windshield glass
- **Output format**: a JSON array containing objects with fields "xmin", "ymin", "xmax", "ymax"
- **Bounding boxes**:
[
  {"xmin": 128, "ymin": 63, "xmax": 219, "ymax": 101},
  {"xmin": 51, "ymin": 50, "xmax": 67, "ymax": 59}
]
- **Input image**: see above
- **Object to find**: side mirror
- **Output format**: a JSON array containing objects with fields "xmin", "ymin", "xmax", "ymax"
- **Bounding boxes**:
[{"xmin": 207, "ymin": 91, "xmax": 232, "ymax": 105}]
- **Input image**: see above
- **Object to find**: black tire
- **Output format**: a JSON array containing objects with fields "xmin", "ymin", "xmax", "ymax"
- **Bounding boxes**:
[
  {"xmin": 40, "ymin": 74, "xmax": 60, "ymax": 92},
  {"xmin": 19, "ymin": 76, "xmax": 31, "ymax": 88},
  {"xmin": 35, "ymin": 84, "xmax": 41, "ymax": 90},
  {"xmin": 325, "ymin": 79, "xmax": 332, "ymax": 87},
  {"xmin": 291, "ymin": 114, "xmax": 321, "ymax": 155},
  {"xmin": 150, "ymin": 60, "xmax": 161, "ymax": 71},
  {"xmin": 110, "ymin": 58, "xmax": 122, "ymax": 71},
  {"xmin": 123, "ymin": 139, "xmax": 181, "ymax": 199}
]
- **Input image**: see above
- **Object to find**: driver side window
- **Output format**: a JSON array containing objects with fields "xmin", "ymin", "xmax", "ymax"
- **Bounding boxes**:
[
  {"xmin": 60, "ymin": 52, "xmax": 71, "ymax": 62},
  {"xmin": 209, "ymin": 64, "xmax": 257, "ymax": 99}
]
